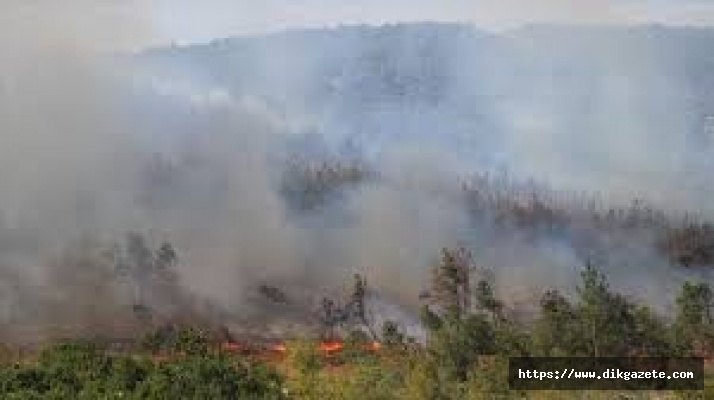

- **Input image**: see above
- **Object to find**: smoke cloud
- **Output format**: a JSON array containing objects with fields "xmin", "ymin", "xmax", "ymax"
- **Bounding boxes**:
[{"xmin": 1, "ymin": 2, "xmax": 713, "ymax": 341}]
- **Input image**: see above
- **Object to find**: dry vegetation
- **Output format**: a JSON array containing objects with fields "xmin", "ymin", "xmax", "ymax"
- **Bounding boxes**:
[
  {"xmin": 283, "ymin": 159, "xmax": 714, "ymax": 268},
  {"xmin": 460, "ymin": 171, "xmax": 714, "ymax": 268}
]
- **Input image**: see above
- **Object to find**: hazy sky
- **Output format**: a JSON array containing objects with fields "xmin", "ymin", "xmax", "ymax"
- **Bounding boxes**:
[{"xmin": 3, "ymin": 0, "xmax": 714, "ymax": 50}]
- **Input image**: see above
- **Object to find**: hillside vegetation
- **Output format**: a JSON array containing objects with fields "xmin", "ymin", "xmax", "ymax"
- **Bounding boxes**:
[{"xmin": 0, "ymin": 248, "xmax": 713, "ymax": 399}]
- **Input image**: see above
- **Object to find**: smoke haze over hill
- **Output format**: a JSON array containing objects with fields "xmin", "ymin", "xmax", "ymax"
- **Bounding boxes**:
[{"xmin": 1, "ymin": 14, "xmax": 714, "ymax": 340}]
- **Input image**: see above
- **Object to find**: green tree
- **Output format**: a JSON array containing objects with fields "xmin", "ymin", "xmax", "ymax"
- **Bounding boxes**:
[
  {"xmin": 428, "ymin": 313, "xmax": 496, "ymax": 381},
  {"xmin": 421, "ymin": 247, "xmax": 501, "ymax": 382},
  {"xmin": 531, "ymin": 289, "xmax": 584, "ymax": 356},
  {"xmin": 674, "ymin": 281, "xmax": 714, "ymax": 354},
  {"xmin": 631, "ymin": 304, "xmax": 674, "ymax": 356},
  {"xmin": 576, "ymin": 262, "xmax": 637, "ymax": 356},
  {"xmin": 429, "ymin": 247, "xmax": 474, "ymax": 319},
  {"xmin": 419, "ymin": 305, "xmax": 443, "ymax": 332},
  {"xmin": 676, "ymin": 282, "xmax": 713, "ymax": 327},
  {"xmin": 474, "ymin": 279, "xmax": 503, "ymax": 324}
]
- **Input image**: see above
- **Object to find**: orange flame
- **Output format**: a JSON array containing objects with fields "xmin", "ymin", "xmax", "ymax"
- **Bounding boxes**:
[
  {"xmin": 218, "ymin": 340, "xmax": 380, "ymax": 357},
  {"xmin": 365, "ymin": 342, "xmax": 382, "ymax": 352},
  {"xmin": 221, "ymin": 342, "xmax": 245, "ymax": 352},
  {"xmin": 320, "ymin": 341, "xmax": 344, "ymax": 354},
  {"xmin": 271, "ymin": 343, "xmax": 287, "ymax": 353}
]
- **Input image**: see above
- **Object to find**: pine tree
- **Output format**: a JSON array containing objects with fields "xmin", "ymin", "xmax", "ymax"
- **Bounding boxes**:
[
  {"xmin": 429, "ymin": 247, "xmax": 474, "ymax": 319},
  {"xmin": 474, "ymin": 279, "xmax": 503, "ymax": 324},
  {"xmin": 350, "ymin": 274, "xmax": 377, "ymax": 340},
  {"xmin": 576, "ymin": 261, "xmax": 637, "ymax": 356},
  {"xmin": 674, "ymin": 281, "xmax": 714, "ymax": 354},
  {"xmin": 532, "ymin": 289, "xmax": 583, "ymax": 356}
]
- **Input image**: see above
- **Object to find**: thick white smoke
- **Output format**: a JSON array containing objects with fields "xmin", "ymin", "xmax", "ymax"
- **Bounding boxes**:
[{"xmin": 1, "ymin": 1, "xmax": 713, "ymax": 341}]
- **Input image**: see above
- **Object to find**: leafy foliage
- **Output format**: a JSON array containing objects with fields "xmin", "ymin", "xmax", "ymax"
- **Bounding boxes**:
[
  {"xmin": 0, "ymin": 335, "xmax": 284, "ymax": 399},
  {"xmin": 674, "ymin": 281, "xmax": 714, "ymax": 354},
  {"xmin": 0, "ymin": 250, "xmax": 711, "ymax": 399}
]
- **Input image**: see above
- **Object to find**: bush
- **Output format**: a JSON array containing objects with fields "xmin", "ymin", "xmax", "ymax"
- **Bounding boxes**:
[
  {"xmin": 136, "ymin": 354, "xmax": 283, "ymax": 399},
  {"xmin": 0, "ymin": 340, "xmax": 284, "ymax": 400}
]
